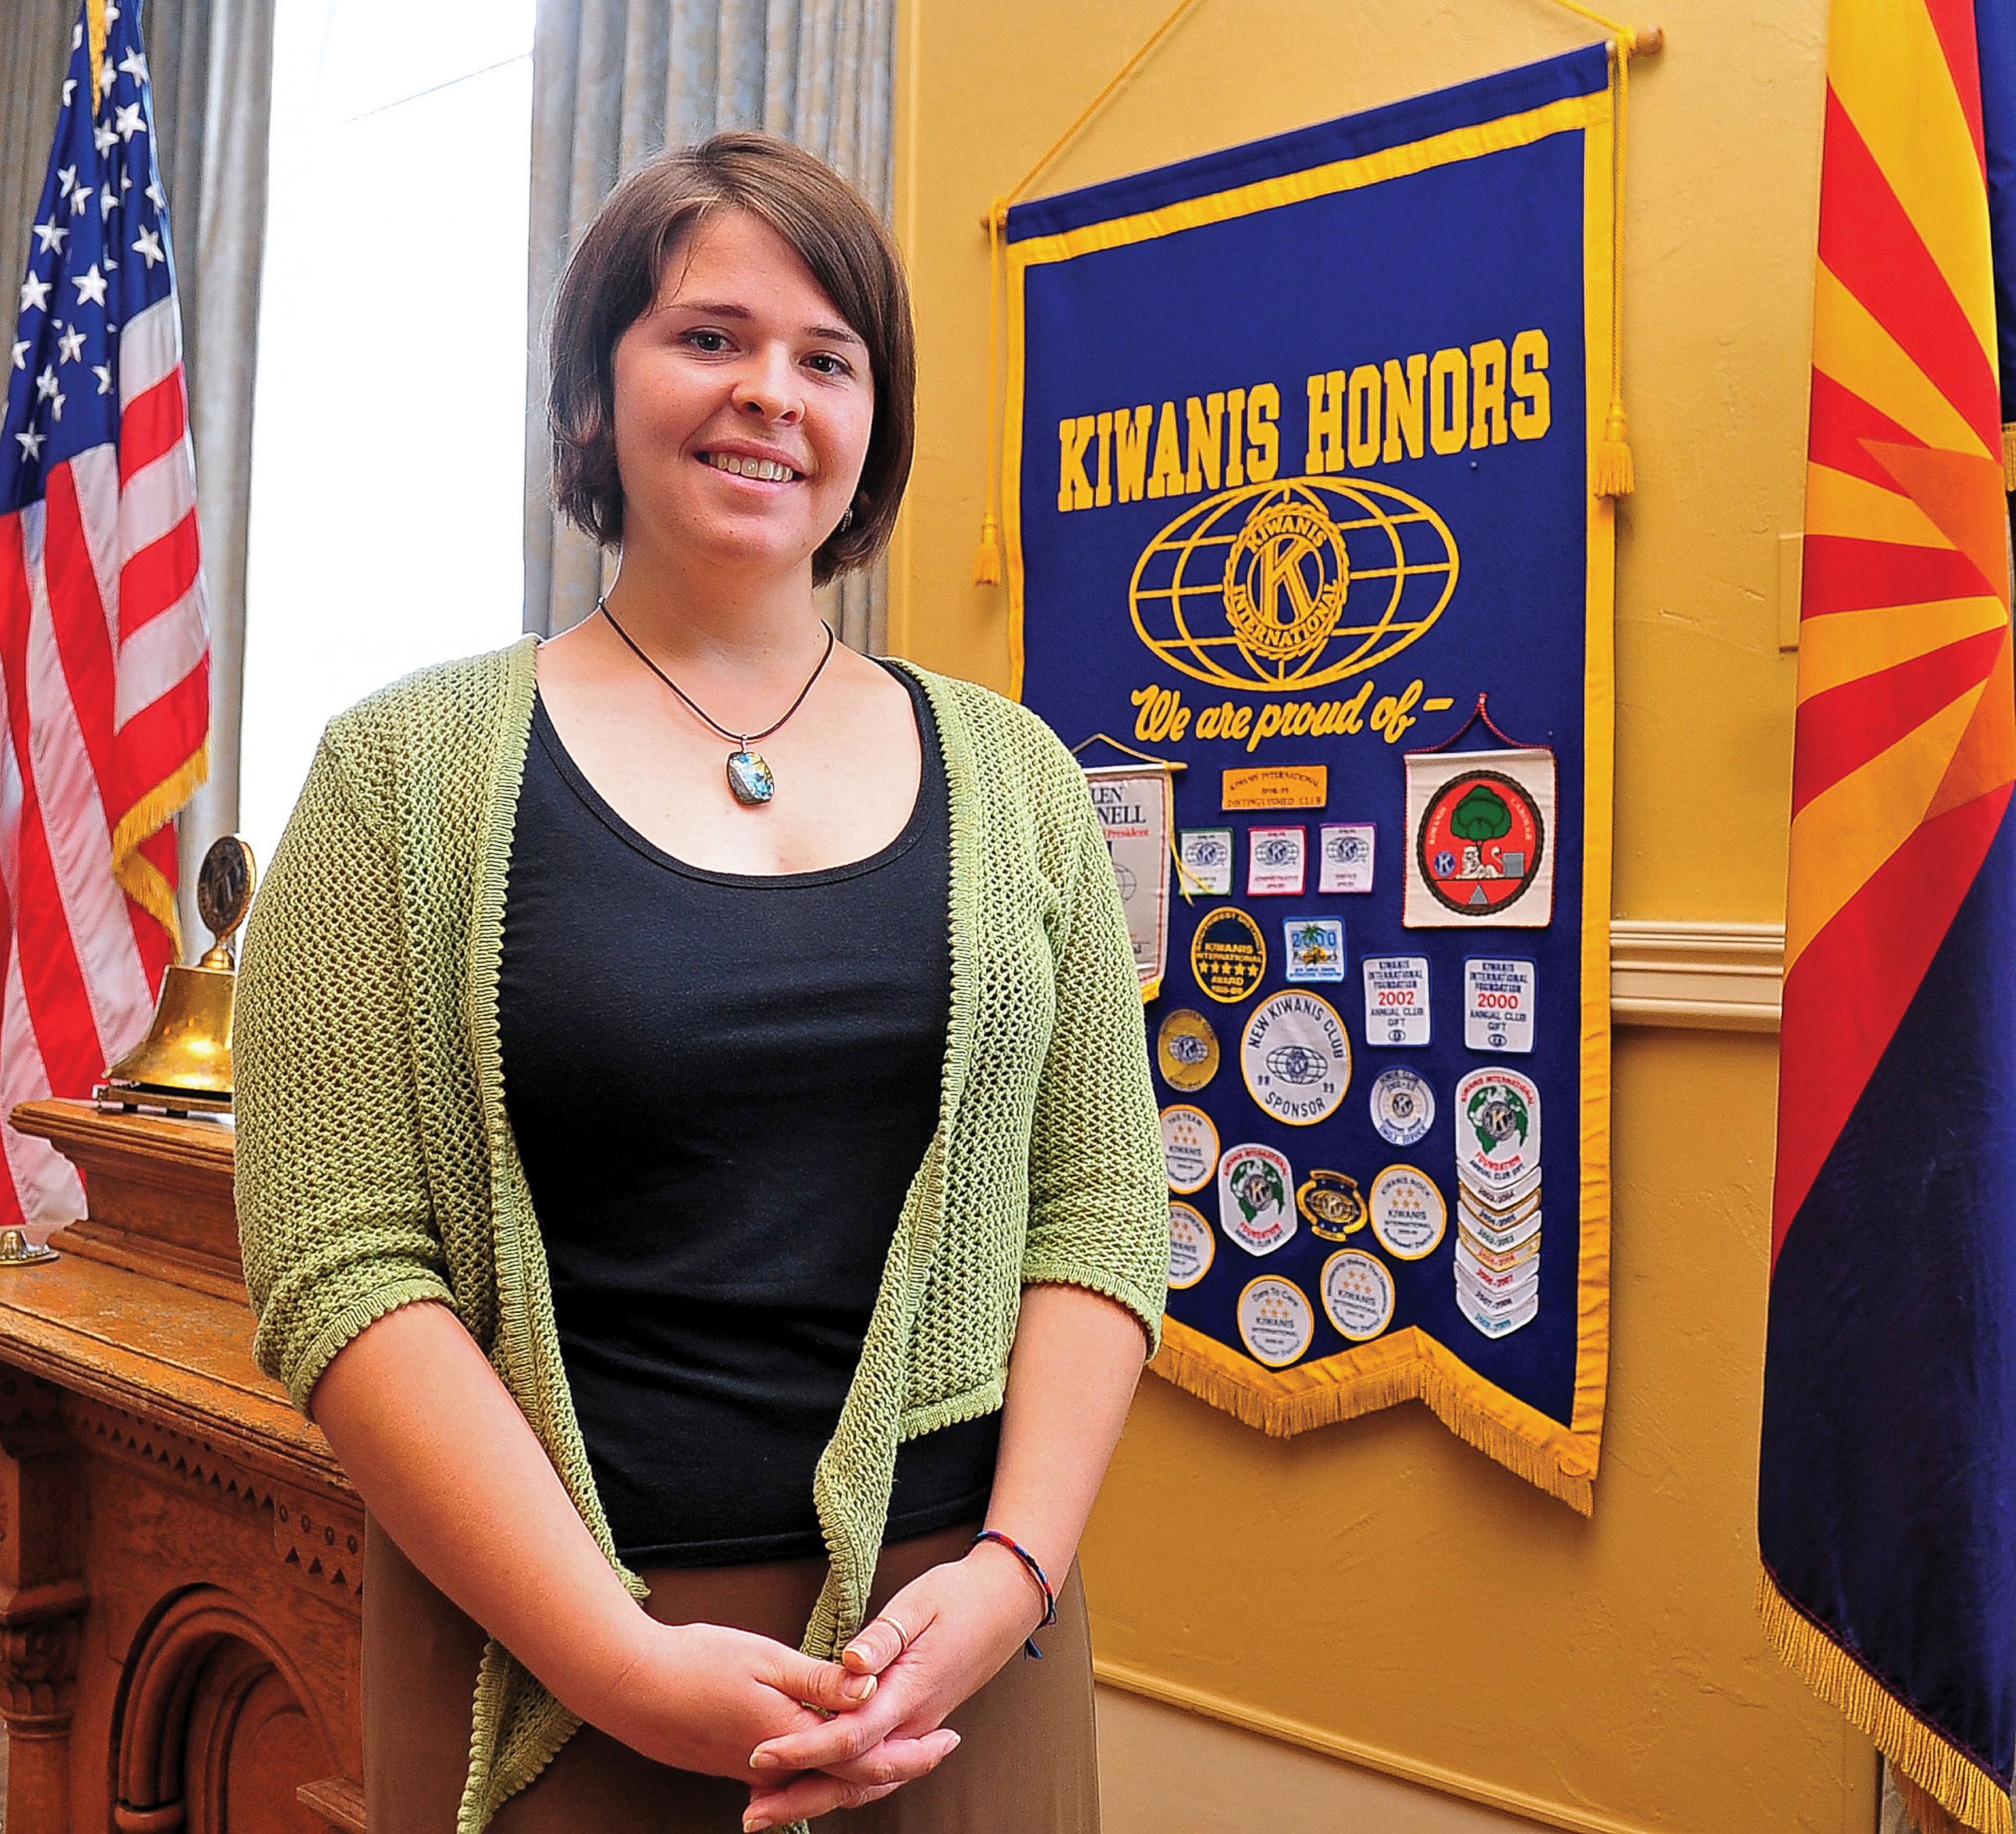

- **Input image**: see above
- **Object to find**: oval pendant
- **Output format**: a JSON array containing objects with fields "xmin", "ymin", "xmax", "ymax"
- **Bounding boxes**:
[{"xmin": 726, "ymin": 748, "xmax": 775, "ymax": 805}]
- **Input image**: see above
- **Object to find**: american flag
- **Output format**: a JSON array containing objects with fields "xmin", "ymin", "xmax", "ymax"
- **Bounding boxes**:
[{"xmin": 0, "ymin": 0, "xmax": 210, "ymax": 1227}]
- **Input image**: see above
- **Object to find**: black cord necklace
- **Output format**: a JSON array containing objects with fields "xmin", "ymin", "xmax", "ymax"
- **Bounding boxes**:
[{"xmin": 597, "ymin": 597, "xmax": 838, "ymax": 807}]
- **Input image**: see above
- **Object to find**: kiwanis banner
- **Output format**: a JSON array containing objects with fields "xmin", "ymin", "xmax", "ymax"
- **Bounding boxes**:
[{"xmin": 1007, "ymin": 47, "xmax": 1615, "ymax": 1510}]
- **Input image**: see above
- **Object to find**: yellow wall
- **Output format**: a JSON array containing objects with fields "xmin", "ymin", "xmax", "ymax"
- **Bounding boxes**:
[{"xmin": 889, "ymin": 3, "xmax": 1873, "ymax": 1830}]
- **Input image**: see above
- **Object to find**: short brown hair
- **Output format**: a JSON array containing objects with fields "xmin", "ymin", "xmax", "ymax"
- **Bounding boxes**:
[{"xmin": 547, "ymin": 133, "xmax": 914, "ymax": 587}]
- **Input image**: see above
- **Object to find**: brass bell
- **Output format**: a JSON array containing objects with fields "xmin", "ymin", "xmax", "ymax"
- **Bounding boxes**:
[{"xmin": 96, "ymin": 836, "xmax": 257, "ymax": 1116}]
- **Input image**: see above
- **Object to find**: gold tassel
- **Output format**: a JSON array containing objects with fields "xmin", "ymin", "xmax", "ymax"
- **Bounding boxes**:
[
  {"xmin": 971, "ymin": 512, "xmax": 1003, "ymax": 586},
  {"xmin": 1594, "ymin": 400, "xmax": 1635, "ymax": 498},
  {"xmin": 2002, "ymin": 423, "xmax": 2015, "ymax": 494}
]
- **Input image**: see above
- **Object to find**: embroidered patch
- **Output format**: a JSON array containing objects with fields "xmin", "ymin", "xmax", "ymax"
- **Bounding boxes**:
[
  {"xmin": 1223, "ymin": 765, "xmax": 1328, "ymax": 810},
  {"xmin": 1451, "ymin": 1209, "xmax": 1540, "ymax": 1265},
  {"xmin": 1318, "ymin": 821, "xmax": 1376, "ymax": 894},
  {"xmin": 1167, "ymin": 1201, "xmax": 1215, "ymax": 1290},
  {"xmin": 1237, "ymin": 1275, "xmax": 1315, "ymax": 1367},
  {"xmin": 1157, "ymin": 1006, "xmax": 1221, "ymax": 1092},
  {"xmin": 1160, "ymin": 1104, "xmax": 1220, "ymax": 1195},
  {"xmin": 1370, "ymin": 1066, "xmax": 1435, "ymax": 1147},
  {"xmin": 1283, "ymin": 916, "xmax": 1346, "ymax": 983},
  {"xmin": 1458, "ymin": 1285, "xmax": 1540, "ymax": 1339},
  {"xmin": 1246, "ymin": 825, "xmax": 1307, "ymax": 896},
  {"xmin": 1464, "ymin": 957, "xmax": 1535, "ymax": 1054},
  {"xmin": 1454, "ymin": 1067, "xmax": 1542, "ymax": 1206},
  {"xmin": 1370, "ymin": 1165, "xmax": 1447, "ymax": 1259},
  {"xmin": 1190, "ymin": 905, "xmax": 1268, "ymax": 1004},
  {"xmin": 1361, "ymin": 954, "xmax": 1430, "ymax": 1047},
  {"xmin": 1241, "ymin": 991, "xmax": 1352, "ymax": 1126},
  {"xmin": 1217, "ymin": 1142, "xmax": 1297, "ymax": 1257},
  {"xmin": 1321, "ymin": 1248, "xmax": 1396, "ymax": 1342},
  {"xmin": 1456, "ymin": 1213, "xmax": 1543, "ymax": 1271},
  {"xmin": 1297, "ymin": 1169, "xmax": 1367, "ymax": 1241},
  {"xmin": 1402, "ymin": 747, "xmax": 1556, "ymax": 929},
  {"xmin": 1178, "ymin": 827, "xmax": 1234, "ymax": 895}
]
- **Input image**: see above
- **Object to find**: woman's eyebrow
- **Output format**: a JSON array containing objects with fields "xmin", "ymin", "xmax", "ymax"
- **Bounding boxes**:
[{"xmin": 667, "ymin": 299, "xmax": 866, "ymax": 348}]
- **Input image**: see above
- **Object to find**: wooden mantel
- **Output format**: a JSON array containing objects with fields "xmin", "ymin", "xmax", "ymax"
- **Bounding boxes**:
[{"xmin": 0, "ymin": 1098, "xmax": 364, "ymax": 1834}]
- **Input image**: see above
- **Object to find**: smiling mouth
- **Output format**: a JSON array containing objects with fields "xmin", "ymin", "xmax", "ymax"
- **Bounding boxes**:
[{"xmin": 700, "ymin": 451, "xmax": 803, "ymax": 482}]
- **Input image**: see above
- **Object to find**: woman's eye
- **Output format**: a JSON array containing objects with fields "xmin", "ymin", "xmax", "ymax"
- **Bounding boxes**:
[
  {"xmin": 685, "ymin": 329, "xmax": 731, "ymax": 353},
  {"xmin": 806, "ymin": 352, "xmax": 853, "ymax": 378}
]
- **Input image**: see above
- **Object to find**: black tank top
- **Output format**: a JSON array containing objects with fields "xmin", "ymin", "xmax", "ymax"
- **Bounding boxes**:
[{"xmin": 498, "ymin": 664, "xmax": 1000, "ymax": 1567}]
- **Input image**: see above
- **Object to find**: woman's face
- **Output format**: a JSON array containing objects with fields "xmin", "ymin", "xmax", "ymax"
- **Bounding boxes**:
[{"xmin": 609, "ymin": 208, "xmax": 874, "ymax": 582}]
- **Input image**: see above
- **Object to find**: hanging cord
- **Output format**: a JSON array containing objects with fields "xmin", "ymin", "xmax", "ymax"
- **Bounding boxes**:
[
  {"xmin": 972, "ymin": 0, "xmax": 1661, "ymax": 581},
  {"xmin": 1538, "ymin": 0, "xmax": 1664, "ymax": 497},
  {"xmin": 973, "ymin": 0, "xmax": 1209, "ymax": 584}
]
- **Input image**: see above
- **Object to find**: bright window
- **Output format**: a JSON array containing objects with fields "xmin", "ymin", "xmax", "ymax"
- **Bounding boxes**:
[{"xmin": 239, "ymin": 0, "xmax": 535, "ymax": 869}]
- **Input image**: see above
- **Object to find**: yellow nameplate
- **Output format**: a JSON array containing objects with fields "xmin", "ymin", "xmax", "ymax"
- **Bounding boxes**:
[{"xmin": 1221, "ymin": 765, "xmax": 1328, "ymax": 810}]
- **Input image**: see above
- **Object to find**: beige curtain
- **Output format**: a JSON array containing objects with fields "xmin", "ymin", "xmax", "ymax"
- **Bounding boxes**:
[
  {"xmin": 149, "ymin": 0, "xmax": 276, "ymax": 945},
  {"xmin": 525, "ymin": 0, "xmax": 896, "ymax": 647},
  {"xmin": 0, "ymin": 0, "xmax": 275, "ymax": 951},
  {"xmin": 0, "ymin": 0, "xmax": 77, "ymax": 292}
]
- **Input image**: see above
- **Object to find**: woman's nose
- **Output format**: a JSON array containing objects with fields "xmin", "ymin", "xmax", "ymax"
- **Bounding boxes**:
[{"xmin": 731, "ymin": 348, "xmax": 803, "ymax": 423}]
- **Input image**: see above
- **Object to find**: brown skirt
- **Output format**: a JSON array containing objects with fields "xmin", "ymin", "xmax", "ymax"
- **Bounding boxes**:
[{"xmin": 363, "ymin": 1517, "xmax": 1099, "ymax": 1833}]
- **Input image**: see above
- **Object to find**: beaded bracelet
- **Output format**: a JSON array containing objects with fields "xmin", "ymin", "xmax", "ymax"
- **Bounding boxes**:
[{"xmin": 972, "ymin": 1528, "xmax": 1058, "ymax": 1659}]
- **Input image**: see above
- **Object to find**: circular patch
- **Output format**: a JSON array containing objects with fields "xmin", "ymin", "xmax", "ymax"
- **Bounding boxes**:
[
  {"xmin": 1157, "ymin": 1006, "xmax": 1221, "ymax": 1092},
  {"xmin": 1370, "ymin": 1164, "xmax": 1447, "ymax": 1259},
  {"xmin": 1321, "ymin": 1248, "xmax": 1396, "ymax": 1342},
  {"xmin": 1297, "ymin": 1169, "xmax": 1367, "ymax": 1241},
  {"xmin": 1416, "ymin": 768, "xmax": 1546, "ymax": 918},
  {"xmin": 1216, "ymin": 1142, "xmax": 1297, "ymax": 1257},
  {"xmin": 1160, "ymin": 1104, "xmax": 1220, "ymax": 1195},
  {"xmin": 1241, "ymin": 991, "xmax": 1351, "ymax": 1126},
  {"xmin": 1237, "ymin": 1275, "xmax": 1315, "ymax": 1367},
  {"xmin": 1370, "ymin": 1066, "xmax": 1435, "ymax": 1146},
  {"xmin": 1167, "ymin": 1201, "xmax": 1215, "ymax": 1290},
  {"xmin": 1190, "ymin": 905, "xmax": 1268, "ymax": 1004},
  {"xmin": 1454, "ymin": 1067, "xmax": 1542, "ymax": 1204}
]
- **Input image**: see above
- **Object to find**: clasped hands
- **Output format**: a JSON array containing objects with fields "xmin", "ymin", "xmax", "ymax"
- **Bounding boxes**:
[{"xmin": 588, "ymin": 1538, "xmax": 1047, "ymax": 1832}]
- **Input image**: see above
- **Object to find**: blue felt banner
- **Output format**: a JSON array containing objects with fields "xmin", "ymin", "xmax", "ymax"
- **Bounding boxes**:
[{"xmin": 1006, "ymin": 46, "xmax": 1616, "ymax": 1507}]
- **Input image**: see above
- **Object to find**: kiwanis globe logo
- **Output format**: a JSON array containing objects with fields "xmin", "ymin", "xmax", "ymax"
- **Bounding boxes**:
[{"xmin": 1129, "ymin": 476, "xmax": 1459, "ymax": 692}]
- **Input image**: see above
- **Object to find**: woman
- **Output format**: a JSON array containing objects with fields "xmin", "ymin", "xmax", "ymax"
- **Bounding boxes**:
[{"xmin": 234, "ymin": 132, "xmax": 1167, "ymax": 1834}]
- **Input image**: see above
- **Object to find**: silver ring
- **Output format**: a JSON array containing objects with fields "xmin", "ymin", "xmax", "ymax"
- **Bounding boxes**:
[{"xmin": 874, "ymin": 1612, "xmax": 913, "ymax": 1656}]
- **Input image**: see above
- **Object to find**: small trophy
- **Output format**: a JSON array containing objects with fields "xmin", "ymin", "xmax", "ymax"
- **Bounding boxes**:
[{"xmin": 96, "ymin": 836, "xmax": 257, "ymax": 1117}]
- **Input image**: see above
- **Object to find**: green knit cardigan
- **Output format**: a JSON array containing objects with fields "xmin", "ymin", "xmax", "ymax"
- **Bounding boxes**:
[{"xmin": 233, "ymin": 636, "xmax": 1168, "ymax": 1831}]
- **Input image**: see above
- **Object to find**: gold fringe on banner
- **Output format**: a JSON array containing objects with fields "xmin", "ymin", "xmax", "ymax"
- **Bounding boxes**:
[
  {"xmin": 1152, "ymin": 1320, "xmax": 1597, "ymax": 1514},
  {"xmin": 1755, "ymin": 1570, "xmax": 2014, "ymax": 1834}
]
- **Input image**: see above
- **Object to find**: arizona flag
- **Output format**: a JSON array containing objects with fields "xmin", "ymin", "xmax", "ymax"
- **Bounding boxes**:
[{"xmin": 1758, "ymin": 0, "xmax": 2016, "ymax": 1829}]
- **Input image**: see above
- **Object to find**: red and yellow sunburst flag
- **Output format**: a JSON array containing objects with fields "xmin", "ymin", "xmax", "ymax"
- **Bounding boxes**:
[{"xmin": 1757, "ymin": 0, "xmax": 2016, "ymax": 1829}]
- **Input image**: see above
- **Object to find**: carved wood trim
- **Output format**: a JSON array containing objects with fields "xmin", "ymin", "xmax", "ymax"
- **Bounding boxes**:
[
  {"xmin": 1609, "ymin": 919, "xmax": 1784, "ymax": 1032},
  {"xmin": 297, "ymin": 1775, "xmax": 368, "ymax": 1833},
  {"xmin": 112, "ymin": 1586, "xmax": 338, "ymax": 1832},
  {"xmin": 12, "ymin": 1100, "xmax": 243, "ymax": 1299},
  {"xmin": 65, "ymin": 1397, "xmax": 364, "ymax": 1601}
]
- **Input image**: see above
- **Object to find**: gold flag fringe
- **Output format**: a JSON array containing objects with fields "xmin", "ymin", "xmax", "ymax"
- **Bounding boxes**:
[
  {"xmin": 1755, "ymin": 1569, "xmax": 2014, "ymax": 1834},
  {"xmin": 1151, "ymin": 1328, "xmax": 1594, "ymax": 1514},
  {"xmin": 1904, "ymin": 1777, "xmax": 1981, "ymax": 1834},
  {"xmin": 110, "ymin": 744, "xmax": 209, "ymax": 956}
]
